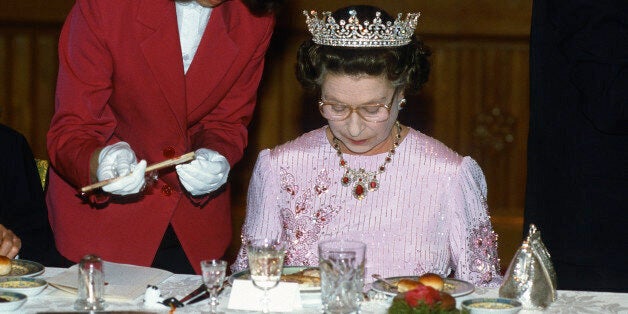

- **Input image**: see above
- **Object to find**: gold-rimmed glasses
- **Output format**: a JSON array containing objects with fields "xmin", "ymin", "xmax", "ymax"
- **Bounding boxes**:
[{"xmin": 318, "ymin": 95, "xmax": 399, "ymax": 123}]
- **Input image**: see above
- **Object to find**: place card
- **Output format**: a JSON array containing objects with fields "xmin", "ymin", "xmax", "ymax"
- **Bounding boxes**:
[{"xmin": 227, "ymin": 279, "xmax": 302, "ymax": 312}]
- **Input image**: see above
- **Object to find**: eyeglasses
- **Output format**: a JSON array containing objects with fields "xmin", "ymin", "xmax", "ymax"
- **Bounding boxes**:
[{"xmin": 318, "ymin": 96, "xmax": 397, "ymax": 123}]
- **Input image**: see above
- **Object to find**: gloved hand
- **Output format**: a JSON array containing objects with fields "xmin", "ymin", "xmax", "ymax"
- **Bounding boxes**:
[
  {"xmin": 96, "ymin": 142, "xmax": 147, "ymax": 195},
  {"xmin": 176, "ymin": 148, "xmax": 230, "ymax": 196}
]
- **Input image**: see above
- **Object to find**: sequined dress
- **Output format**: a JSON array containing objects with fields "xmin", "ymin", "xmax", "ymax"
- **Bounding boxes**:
[{"xmin": 233, "ymin": 127, "xmax": 502, "ymax": 287}]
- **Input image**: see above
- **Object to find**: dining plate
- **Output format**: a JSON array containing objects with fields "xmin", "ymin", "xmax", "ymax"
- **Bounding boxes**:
[
  {"xmin": 230, "ymin": 266, "xmax": 321, "ymax": 292},
  {"xmin": 371, "ymin": 276, "xmax": 474, "ymax": 297},
  {"xmin": 2, "ymin": 260, "xmax": 45, "ymax": 277},
  {"xmin": 0, "ymin": 277, "xmax": 48, "ymax": 296},
  {"xmin": 0, "ymin": 291, "xmax": 27, "ymax": 311}
]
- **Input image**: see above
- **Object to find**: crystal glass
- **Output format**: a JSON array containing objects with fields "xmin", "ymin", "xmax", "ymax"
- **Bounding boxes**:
[
  {"xmin": 318, "ymin": 239, "xmax": 366, "ymax": 314},
  {"xmin": 247, "ymin": 238, "xmax": 287, "ymax": 313},
  {"xmin": 200, "ymin": 259, "xmax": 228, "ymax": 313},
  {"xmin": 74, "ymin": 254, "xmax": 106, "ymax": 311}
]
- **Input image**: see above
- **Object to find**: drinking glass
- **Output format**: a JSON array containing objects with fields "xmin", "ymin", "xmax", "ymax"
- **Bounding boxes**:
[
  {"xmin": 318, "ymin": 239, "xmax": 366, "ymax": 314},
  {"xmin": 74, "ymin": 254, "xmax": 106, "ymax": 311},
  {"xmin": 200, "ymin": 259, "xmax": 228, "ymax": 313},
  {"xmin": 247, "ymin": 238, "xmax": 287, "ymax": 313}
]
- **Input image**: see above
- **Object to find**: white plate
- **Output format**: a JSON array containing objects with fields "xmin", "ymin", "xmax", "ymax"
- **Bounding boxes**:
[
  {"xmin": 230, "ymin": 266, "xmax": 320, "ymax": 292},
  {"xmin": 371, "ymin": 276, "xmax": 474, "ymax": 297},
  {"xmin": 2, "ymin": 260, "xmax": 45, "ymax": 277},
  {"xmin": 0, "ymin": 277, "xmax": 48, "ymax": 296},
  {"xmin": 0, "ymin": 291, "xmax": 27, "ymax": 311}
]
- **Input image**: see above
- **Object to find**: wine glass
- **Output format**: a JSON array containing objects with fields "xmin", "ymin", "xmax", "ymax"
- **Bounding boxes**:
[
  {"xmin": 200, "ymin": 259, "xmax": 228, "ymax": 313},
  {"xmin": 247, "ymin": 238, "xmax": 287, "ymax": 313}
]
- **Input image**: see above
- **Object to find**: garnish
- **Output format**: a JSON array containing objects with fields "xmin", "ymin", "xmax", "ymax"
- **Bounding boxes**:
[{"xmin": 388, "ymin": 284, "xmax": 459, "ymax": 314}]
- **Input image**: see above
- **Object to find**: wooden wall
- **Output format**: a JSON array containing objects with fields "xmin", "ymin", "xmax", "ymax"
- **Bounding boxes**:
[{"xmin": 0, "ymin": 0, "xmax": 532, "ymax": 271}]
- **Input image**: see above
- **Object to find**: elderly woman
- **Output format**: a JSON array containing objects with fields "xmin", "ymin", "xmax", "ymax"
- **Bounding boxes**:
[{"xmin": 234, "ymin": 5, "xmax": 502, "ymax": 287}]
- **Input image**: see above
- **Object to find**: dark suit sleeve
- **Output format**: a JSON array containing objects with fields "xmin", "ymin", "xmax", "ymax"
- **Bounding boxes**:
[{"xmin": 0, "ymin": 126, "xmax": 67, "ymax": 266}]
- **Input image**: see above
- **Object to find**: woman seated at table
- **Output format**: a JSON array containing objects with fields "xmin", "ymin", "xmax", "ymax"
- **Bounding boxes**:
[{"xmin": 233, "ymin": 5, "xmax": 502, "ymax": 287}]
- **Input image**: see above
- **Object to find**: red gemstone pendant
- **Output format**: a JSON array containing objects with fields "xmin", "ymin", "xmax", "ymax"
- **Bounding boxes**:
[{"xmin": 353, "ymin": 183, "xmax": 366, "ymax": 200}]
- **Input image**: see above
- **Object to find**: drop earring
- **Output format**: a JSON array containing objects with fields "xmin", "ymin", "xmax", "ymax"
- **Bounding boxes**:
[{"xmin": 398, "ymin": 98, "xmax": 406, "ymax": 110}]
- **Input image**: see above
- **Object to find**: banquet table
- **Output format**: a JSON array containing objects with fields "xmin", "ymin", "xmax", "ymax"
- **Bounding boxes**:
[{"xmin": 17, "ymin": 267, "xmax": 628, "ymax": 313}]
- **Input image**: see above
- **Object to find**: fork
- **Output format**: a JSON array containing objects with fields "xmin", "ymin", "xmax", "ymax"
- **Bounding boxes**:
[{"xmin": 371, "ymin": 274, "xmax": 397, "ymax": 288}]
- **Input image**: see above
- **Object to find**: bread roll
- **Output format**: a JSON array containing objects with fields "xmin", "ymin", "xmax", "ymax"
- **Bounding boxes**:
[
  {"xmin": 418, "ymin": 273, "xmax": 444, "ymax": 291},
  {"xmin": 0, "ymin": 256, "xmax": 11, "ymax": 276},
  {"xmin": 397, "ymin": 278, "xmax": 424, "ymax": 293}
]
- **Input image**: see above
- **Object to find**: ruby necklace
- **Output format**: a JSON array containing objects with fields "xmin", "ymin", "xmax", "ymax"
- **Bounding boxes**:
[{"xmin": 332, "ymin": 121, "xmax": 402, "ymax": 200}]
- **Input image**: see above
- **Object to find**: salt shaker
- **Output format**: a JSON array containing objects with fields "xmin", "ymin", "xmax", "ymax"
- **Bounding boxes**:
[{"xmin": 74, "ymin": 254, "xmax": 106, "ymax": 310}]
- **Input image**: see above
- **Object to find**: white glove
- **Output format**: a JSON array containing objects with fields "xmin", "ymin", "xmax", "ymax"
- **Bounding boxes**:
[
  {"xmin": 96, "ymin": 142, "xmax": 147, "ymax": 195},
  {"xmin": 176, "ymin": 148, "xmax": 230, "ymax": 196}
]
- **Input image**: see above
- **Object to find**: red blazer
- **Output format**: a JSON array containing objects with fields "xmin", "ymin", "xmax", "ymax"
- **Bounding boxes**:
[{"xmin": 46, "ymin": 0, "xmax": 274, "ymax": 273}]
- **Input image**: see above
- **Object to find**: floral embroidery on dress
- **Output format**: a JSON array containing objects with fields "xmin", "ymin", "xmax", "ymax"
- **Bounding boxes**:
[
  {"xmin": 280, "ymin": 167, "xmax": 298, "ymax": 196},
  {"xmin": 278, "ymin": 167, "xmax": 340, "ymax": 266},
  {"xmin": 469, "ymin": 222, "xmax": 500, "ymax": 284}
]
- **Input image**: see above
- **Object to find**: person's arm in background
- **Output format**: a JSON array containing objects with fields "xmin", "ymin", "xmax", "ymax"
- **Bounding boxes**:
[{"xmin": 47, "ymin": 0, "xmax": 116, "ymax": 190}]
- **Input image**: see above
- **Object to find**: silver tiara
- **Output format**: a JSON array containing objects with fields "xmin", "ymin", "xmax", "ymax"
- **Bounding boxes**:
[{"xmin": 303, "ymin": 9, "xmax": 420, "ymax": 48}]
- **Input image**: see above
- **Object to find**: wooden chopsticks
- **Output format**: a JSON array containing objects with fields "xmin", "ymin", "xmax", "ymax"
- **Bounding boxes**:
[{"xmin": 80, "ymin": 152, "xmax": 196, "ymax": 193}]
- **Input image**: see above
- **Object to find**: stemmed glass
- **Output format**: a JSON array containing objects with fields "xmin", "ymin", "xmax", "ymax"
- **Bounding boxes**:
[
  {"xmin": 200, "ymin": 259, "xmax": 228, "ymax": 313},
  {"xmin": 247, "ymin": 238, "xmax": 287, "ymax": 313}
]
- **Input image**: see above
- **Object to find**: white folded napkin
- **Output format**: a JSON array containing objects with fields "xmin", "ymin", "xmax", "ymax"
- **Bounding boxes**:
[
  {"xmin": 228, "ymin": 279, "xmax": 302, "ymax": 312},
  {"xmin": 47, "ymin": 262, "xmax": 173, "ymax": 301}
]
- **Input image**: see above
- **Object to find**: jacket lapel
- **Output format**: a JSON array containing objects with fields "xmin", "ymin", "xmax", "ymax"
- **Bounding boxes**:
[
  {"xmin": 184, "ymin": 4, "xmax": 239, "ymax": 113},
  {"xmin": 137, "ymin": 0, "xmax": 188, "ymax": 132}
]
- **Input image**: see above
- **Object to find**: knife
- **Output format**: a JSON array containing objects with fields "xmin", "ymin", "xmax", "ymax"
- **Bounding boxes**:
[
  {"xmin": 186, "ymin": 290, "xmax": 209, "ymax": 305},
  {"xmin": 179, "ymin": 283, "xmax": 207, "ymax": 304}
]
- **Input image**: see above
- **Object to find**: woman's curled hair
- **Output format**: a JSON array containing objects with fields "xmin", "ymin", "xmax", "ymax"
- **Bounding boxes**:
[{"xmin": 296, "ymin": 38, "xmax": 431, "ymax": 95}]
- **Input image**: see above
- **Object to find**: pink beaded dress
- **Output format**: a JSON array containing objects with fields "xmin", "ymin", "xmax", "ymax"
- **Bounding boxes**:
[{"xmin": 233, "ymin": 126, "xmax": 502, "ymax": 287}]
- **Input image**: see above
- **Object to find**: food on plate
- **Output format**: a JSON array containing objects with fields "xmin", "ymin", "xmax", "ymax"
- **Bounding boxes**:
[
  {"xmin": 237, "ymin": 267, "xmax": 321, "ymax": 287},
  {"xmin": 418, "ymin": 273, "xmax": 444, "ymax": 291},
  {"xmin": 279, "ymin": 268, "xmax": 320, "ymax": 287},
  {"xmin": 388, "ymin": 284, "xmax": 458, "ymax": 313},
  {"xmin": 0, "ymin": 257, "xmax": 11, "ymax": 276},
  {"xmin": 461, "ymin": 298, "xmax": 522, "ymax": 313},
  {"xmin": 397, "ymin": 273, "xmax": 444, "ymax": 293},
  {"xmin": 397, "ymin": 278, "xmax": 423, "ymax": 293}
]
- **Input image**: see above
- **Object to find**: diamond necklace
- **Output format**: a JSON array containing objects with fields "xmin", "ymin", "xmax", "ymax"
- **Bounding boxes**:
[{"xmin": 332, "ymin": 121, "xmax": 402, "ymax": 200}]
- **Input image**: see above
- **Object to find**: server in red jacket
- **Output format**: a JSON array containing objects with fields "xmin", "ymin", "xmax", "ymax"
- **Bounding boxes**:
[{"xmin": 46, "ymin": 0, "xmax": 277, "ymax": 274}]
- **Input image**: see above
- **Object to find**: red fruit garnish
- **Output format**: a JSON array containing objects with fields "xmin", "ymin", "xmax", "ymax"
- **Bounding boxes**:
[{"xmin": 404, "ymin": 285, "xmax": 442, "ymax": 308}]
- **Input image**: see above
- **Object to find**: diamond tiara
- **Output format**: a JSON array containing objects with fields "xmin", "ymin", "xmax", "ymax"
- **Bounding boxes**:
[{"xmin": 303, "ymin": 9, "xmax": 420, "ymax": 48}]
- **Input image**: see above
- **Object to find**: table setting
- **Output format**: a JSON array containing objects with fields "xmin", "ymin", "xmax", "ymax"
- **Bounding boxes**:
[{"xmin": 0, "ymin": 228, "xmax": 626, "ymax": 313}]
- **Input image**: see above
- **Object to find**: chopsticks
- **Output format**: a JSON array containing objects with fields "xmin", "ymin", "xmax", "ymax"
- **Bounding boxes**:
[{"xmin": 80, "ymin": 152, "xmax": 196, "ymax": 193}]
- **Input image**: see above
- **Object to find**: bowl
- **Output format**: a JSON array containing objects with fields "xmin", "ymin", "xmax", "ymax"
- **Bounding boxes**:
[
  {"xmin": 461, "ymin": 298, "xmax": 522, "ymax": 313},
  {"xmin": 0, "ymin": 291, "xmax": 27, "ymax": 311},
  {"xmin": 0, "ymin": 277, "xmax": 48, "ymax": 296}
]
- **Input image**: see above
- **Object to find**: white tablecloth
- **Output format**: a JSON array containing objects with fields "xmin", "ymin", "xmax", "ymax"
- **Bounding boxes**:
[{"xmin": 17, "ymin": 268, "xmax": 628, "ymax": 313}]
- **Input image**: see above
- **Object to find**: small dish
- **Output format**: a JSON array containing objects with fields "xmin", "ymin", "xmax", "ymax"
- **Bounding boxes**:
[
  {"xmin": 0, "ymin": 291, "xmax": 27, "ymax": 311},
  {"xmin": 461, "ymin": 298, "xmax": 522, "ymax": 313},
  {"xmin": 0, "ymin": 277, "xmax": 48, "ymax": 296},
  {"xmin": 2, "ymin": 260, "xmax": 45, "ymax": 277}
]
